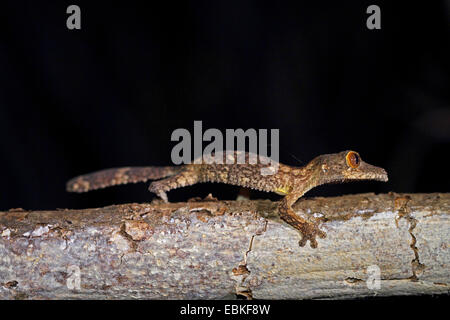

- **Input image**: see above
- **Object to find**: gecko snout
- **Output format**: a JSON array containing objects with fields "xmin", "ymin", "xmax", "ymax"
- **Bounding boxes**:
[
  {"xmin": 359, "ymin": 162, "xmax": 389, "ymax": 182},
  {"xmin": 379, "ymin": 168, "xmax": 389, "ymax": 182}
]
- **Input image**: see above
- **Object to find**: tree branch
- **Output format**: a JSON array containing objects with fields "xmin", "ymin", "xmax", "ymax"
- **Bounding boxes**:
[{"xmin": 0, "ymin": 193, "xmax": 448, "ymax": 299}]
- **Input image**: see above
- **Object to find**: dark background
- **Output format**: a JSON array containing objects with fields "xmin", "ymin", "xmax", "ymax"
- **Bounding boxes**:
[{"xmin": 0, "ymin": 1, "xmax": 449, "ymax": 211}]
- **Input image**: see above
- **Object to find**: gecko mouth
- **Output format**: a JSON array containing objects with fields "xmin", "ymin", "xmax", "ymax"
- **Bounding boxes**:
[
  {"xmin": 382, "ymin": 169, "xmax": 389, "ymax": 182},
  {"xmin": 376, "ymin": 168, "xmax": 389, "ymax": 182}
]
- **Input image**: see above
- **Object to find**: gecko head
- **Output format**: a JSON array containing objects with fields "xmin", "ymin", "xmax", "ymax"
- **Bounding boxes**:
[{"xmin": 311, "ymin": 150, "xmax": 388, "ymax": 184}]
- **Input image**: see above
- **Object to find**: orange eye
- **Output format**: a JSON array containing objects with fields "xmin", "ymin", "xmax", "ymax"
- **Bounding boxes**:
[{"xmin": 346, "ymin": 151, "xmax": 360, "ymax": 168}]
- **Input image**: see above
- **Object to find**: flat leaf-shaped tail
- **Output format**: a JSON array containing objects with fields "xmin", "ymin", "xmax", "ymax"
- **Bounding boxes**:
[{"xmin": 66, "ymin": 166, "xmax": 182, "ymax": 193}]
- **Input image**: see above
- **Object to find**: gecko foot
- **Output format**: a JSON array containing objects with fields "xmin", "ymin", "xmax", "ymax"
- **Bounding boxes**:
[
  {"xmin": 278, "ymin": 201, "xmax": 326, "ymax": 248},
  {"xmin": 297, "ymin": 221, "xmax": 326, "ymax": 248},
  {"xmin": 148, "ymin": 182, "xmax": 168, "ymax": 203}
]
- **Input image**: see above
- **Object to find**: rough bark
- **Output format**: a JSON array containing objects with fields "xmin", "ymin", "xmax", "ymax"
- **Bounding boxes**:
[{"xmin": 0, "ymin": 193, "xmax": 448, "ymax": 299}]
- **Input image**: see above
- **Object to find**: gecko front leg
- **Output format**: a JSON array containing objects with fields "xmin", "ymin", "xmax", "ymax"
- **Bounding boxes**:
[{"xmin": 278, "ymin": 192, "xmax": 326, "ymax": 248}]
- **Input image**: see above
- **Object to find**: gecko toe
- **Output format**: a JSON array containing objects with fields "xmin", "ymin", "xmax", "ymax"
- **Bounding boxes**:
[
  {"xmin": 309, "ymin": 239, "xmax": 318, "ymax": 249},
  {"xmin": 298, "ymin": 234, "xmax": 318, "ymax": 248},
  {"xmin": 318, "ymin": 229, "xmax": 327, "ymax": 239},
  {"xmin": 298, "ymin": 237, "xmax": 308, "ymax": 247}
]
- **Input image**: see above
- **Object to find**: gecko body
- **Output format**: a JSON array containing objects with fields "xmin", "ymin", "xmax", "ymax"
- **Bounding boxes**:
[{"xmin": 67, "ymin": 150, "xmax": 388, "ymax": 248}]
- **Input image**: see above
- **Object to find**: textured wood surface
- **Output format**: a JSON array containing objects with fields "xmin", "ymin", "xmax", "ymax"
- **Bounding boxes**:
[{"xmin": 0, "ymin": 193, "xmax": 448, "ymax": 299}]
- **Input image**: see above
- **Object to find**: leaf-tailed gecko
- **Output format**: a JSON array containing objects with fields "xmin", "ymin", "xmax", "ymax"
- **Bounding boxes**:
[{"xmin": 66, "ymin": 150, "xmax": 388, "ymax": 248}]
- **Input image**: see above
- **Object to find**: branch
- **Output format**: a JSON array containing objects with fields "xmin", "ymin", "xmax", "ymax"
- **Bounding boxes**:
[{"xmin": 0, "ymin": 193, "xmax": 448, "ymax": 299}]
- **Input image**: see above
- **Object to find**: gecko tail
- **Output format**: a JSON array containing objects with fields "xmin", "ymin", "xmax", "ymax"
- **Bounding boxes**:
[{"xmin": 66, "ymin": 166, "xmax": 182, "ymax": 193}]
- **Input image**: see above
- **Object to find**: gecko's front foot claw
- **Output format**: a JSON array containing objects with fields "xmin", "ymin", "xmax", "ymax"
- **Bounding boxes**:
[{"xmin": 298, "ymin": 222, "xmax": 326, "ymax": 248}]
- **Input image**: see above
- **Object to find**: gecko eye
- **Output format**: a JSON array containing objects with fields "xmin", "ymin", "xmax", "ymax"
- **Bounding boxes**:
[{"xmin": 346, "ymin": 151, "xmax": 360, "ymax": 168}]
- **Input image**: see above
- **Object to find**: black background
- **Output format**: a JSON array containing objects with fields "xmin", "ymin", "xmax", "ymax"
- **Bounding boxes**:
[{"xmin": 1, "ymin": 1, "xmax": 449, "ymax": 211}]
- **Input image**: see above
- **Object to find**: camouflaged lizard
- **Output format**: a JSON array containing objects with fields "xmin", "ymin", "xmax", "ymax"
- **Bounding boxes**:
[{"xmin": 66, "ymin": 150, "xmax": 388, "ymax": 248}]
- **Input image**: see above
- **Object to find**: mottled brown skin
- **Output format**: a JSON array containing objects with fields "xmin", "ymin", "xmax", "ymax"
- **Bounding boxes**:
[
  {"xmin": 66, "ymin": 166, "xmax": 182, "ymax": 193},
  {"xmin": 67, "ymin": 150, "xmax": 388, "ymax": 248}
]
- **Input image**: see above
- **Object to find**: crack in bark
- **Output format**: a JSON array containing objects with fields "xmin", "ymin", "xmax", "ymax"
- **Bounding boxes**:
[
  {"xmin": 1, "ymin": 280, "xmax": 18, "ymax": 289},
  {"xmin": 408, "ymin": 218, "xmax": 426, "ymax": 280},
  {"xmin": 232, "ymin": 219, "xmax": 268, "ymax": 300},
  {"xmin": 119, "ymin": 222, "xmax": 138, "ymax": 252},
  {"xmin": 344, "ymin": 277, "xmax": 364, "ymax": 284},
  {"xmin": 394, "ymin": 195, "xmax": 425, "ymax": 280}
]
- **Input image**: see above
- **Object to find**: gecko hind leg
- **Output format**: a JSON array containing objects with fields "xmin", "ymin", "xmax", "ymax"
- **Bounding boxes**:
[
  {"xmin": 278, "ymin": 193, "xmax": 326, "ymax": 248},
  {"xmin": 148, "ymin": 167, "xmax": 200, "ymax": 203}
]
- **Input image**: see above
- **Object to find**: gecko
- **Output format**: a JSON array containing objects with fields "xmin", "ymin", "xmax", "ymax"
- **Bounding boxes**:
[{"xmin": 66, "ymin": 150, "xmax": 388, "ymax": 248}]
